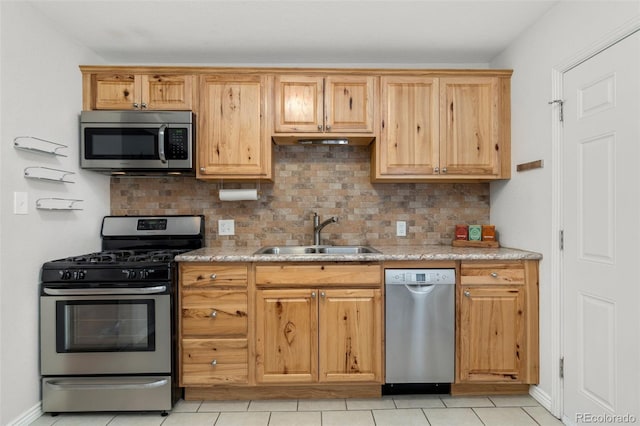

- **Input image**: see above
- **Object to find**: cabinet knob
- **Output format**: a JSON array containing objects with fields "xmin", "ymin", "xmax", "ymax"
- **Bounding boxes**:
[
  {"xmin": 211, "ymin": 359, "xmax": 217, "ymax": 366},
  {"xmin": 434, "ymin": 167, "xmax": 439, "ymax": 174},
  {"xmin": 210, "ymin": 310, "xmax": 217, "ymax": 318},
  {"xmin": 326, "ymin": 124, "xmax": 331, "ymax": 130},
  {"xmin": 141, "ymin": 102, "xmax": 147, "ymax": 109},
  {"xmin": 133, "ymin": 103, "xmax": 139, "ymax": 109},
  {"xmin": 317, "ymin": 124, "xmax": 323, "ymax": 131},
  {"xmin": 464, "ymin": 290, "xmax": 471, "ymax": 297},
  {"xmin": 311, "ymin": 291, "xmax": 316, "ymax": 298},
  {"xmin": 210, "ymin": 273, "xmax": 217, "ymax": 280},
  {"xmin": 442, "ymin": 167, "xmax": 448, "ymax": 174},
  {"xmin": 320, "ymin": 291, "xmax": 326, "ymax": 298},
  {"xmin": 490, "ymin": 272, "xmax": 498, "ymax": 278},
  {"xmin": 200, "ymin": 167, "xmax": 206, "ymax": 172}
]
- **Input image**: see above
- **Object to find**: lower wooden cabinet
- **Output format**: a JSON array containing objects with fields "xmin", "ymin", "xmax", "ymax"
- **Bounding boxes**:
[
  {"xmin": 456, "ymin": 260, "xmax": 539, "ymax": 386},
  {"xmin": 179, "ymin": 263, "xmax": 249, "ymax": 387},
  {"xmin": 177, "ymin": 259, "xmax": 538, "ymax": 399},
  {"xmin": 255, "ymin": 288, "xmax": 382, "ymax": 384},
  {"xmin": 319, "ymin": 289, "xmax": 382, "ymax": 382}
]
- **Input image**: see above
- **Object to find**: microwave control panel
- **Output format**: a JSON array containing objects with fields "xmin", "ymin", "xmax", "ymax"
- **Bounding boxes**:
[{"xmin": 166, "ymin": 128, "xmax": 189, "ymax": 159}]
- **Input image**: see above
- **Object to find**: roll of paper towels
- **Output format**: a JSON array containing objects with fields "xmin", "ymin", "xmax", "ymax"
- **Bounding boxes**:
[{"xmin": 219, "ymin": 189, "xmax": 259, "ymax": 201}]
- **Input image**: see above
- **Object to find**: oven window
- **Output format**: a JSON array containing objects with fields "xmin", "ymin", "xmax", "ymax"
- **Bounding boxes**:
[
  {"xmin": 84, "ymin": 128, "xmax": 159, "ymax": 159},
  {"xmin": 55, "ymin": 300, "xmax": 155, "ymax": 353}
]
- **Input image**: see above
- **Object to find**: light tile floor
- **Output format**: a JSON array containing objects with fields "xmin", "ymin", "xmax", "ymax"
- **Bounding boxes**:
[{"xmin": 29, "ymin": 395, "xmax": 563, "ymax": 426}]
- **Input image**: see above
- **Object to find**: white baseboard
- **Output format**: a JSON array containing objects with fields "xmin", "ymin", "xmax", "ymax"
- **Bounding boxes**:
[
  {"xmin": 529, "ymin": 384, "xmax": 553, "ymax": 412},
  {"xmin": 7, "ymin": 401, "xmax": 42, "ymax": 426}
]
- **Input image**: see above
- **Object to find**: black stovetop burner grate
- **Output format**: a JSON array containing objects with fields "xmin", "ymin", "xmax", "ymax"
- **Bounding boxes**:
[{"xmin": 55, "ymin": 249, "xmax": 190, "ymax": 265}]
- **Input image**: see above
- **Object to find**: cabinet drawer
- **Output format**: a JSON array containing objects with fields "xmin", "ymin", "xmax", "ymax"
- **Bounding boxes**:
[
  {"xmin": 181, "ymin": 338, "xmax": 248, "ymax": 385},
  {"xmin": 182, "ymin": 290, "xmax": 248, "ymax": 336},
  {"xmin": 180, "ymin": 264, "xmax": 248, "ymax": 288},
  {"xmin": 255, "ymin": 264, "xmax": 382, "ymax": 287},
  {"xmin": 461, "ymin": 262, "xmax": 525, "ymax": 285}
]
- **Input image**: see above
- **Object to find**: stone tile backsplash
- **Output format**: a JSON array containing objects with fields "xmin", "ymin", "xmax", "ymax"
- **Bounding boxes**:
[{"xmin": 111, "ymin": 145, "xmax": 490, "ymax": 248}]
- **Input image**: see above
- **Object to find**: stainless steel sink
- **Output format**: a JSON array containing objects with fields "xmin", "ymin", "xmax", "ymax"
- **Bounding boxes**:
[{"xmin": 253, "ymin": 245, "xmax": 380, "ymax": 255}]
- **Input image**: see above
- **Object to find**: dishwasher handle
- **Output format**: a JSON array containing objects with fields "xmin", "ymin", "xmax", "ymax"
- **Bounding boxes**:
[{"xmin": 404, "ymin": 284, "xmax": 436, "ymax": 295}]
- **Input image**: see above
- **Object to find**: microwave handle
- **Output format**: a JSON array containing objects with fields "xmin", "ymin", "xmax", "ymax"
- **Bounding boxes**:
[{"xmin": 158, "ymin": 124, "xmax": 168, "ymax": 163}]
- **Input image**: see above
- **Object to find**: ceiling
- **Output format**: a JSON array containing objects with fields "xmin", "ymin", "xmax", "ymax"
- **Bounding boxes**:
[{"xmin": 26, "ymin": 0, "xmax": 559, "ymax": 65}]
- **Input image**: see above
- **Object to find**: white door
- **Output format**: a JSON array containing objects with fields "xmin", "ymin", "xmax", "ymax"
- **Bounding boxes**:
[{"xmin": 562, "ymin": 32, "xmax": 640, "ymax": 425}]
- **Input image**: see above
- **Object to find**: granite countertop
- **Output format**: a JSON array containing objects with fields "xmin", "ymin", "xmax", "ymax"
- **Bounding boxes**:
[{"xmin": 175, "ymin": 244, "xmax": 542, "ymax": 262}]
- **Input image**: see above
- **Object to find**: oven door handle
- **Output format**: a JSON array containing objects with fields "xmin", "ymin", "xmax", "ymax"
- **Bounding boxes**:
[
  {"xmin": 42, "ymin": 285, "xmax": 167, "ymax": 296},
  {"xmin": 45, "ymin": 378, "xmax": 168, "ymax": 391}
]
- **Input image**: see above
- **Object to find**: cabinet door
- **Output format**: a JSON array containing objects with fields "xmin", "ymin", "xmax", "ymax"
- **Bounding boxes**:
[
  {"xmin": 376, "ymin": 76, "xmax": 440, "ymax": 177},
  {"xmin": 319, "ymin": 289, "xmax": 382, "ymax": 382},
  {"xmin": 198, "ymin": 75, "xmax": 271, "ymax": 179},
  {"xmin": 274, "ymin": 76, "xmax": 324, "ymax": 132},
  {"xmin": 255, "ymin": 289, "xmax": 318, "ymax": 383},
  {"xmin": 324, "ymin": 76, "xmax": 375, "ymax": 133},
  {"xmin": 457, "ymin": 285, "xmax": 525, "ymax": 382},
  {"xmin": 140, "ymin": 74, "xmax": 194, "ymax": 110},
  {"xmin": 440, "ymin": 77, "xmax": 500, "ymax": 176},
  {"xmin": 92, "ymin": 73, "xmax": 138, "ymax": 109}
]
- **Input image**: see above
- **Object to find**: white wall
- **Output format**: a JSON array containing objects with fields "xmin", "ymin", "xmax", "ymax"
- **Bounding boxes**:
[
  {"xmin": 0, "ymin": 3, "xmax": 110, "ymax": 424},
  {"xmin": 490, "ymin": 0, "xmax": 640, "ymax": 411}
]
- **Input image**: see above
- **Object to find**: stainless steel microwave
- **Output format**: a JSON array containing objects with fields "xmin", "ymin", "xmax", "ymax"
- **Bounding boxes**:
[{"xmin": 80, "ymin": 110, "xmax": 194, "ymax": 175}]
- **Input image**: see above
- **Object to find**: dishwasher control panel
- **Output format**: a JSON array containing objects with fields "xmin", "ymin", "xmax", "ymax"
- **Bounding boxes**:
[{"xmin": 385, "ymin": 269, "xmax": 455, "ymax": 285}]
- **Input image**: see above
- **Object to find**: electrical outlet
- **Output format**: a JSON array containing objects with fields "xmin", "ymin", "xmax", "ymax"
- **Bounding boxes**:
[
  {"xmin": 218, "ymin": 219, "xmax": 235, "ymax": 236},
  {"xmin": 13, "ymin": 192, "xmax": 28, "ymax": 215},
  {"xmin": 396, "ymin": 221, "xmax": 407, "ymax": 237}
]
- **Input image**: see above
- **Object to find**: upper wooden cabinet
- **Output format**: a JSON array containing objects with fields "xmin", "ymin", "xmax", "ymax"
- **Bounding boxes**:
[
  {"xmin": 440, "ymin": 77, "xmax": 500, "ymax": 176},
  {"xmin": 273, "ymin": 75, "xmax": 376, "ymax": 136},
  {"xmin": 375, "ymin": 76, "xmax": 440, "ymax": 177},
  {"xmin": 84, "ymin": 73, "xmax": 195, "ymax": 110},
  {"xmin": 80, "ymin": 66, "xmax": 511, "ymax": 183},
  {"xmin": 197, "ymin": 74, "xmax": 273, "ymax": 180},
  {"xmin": 373, "ymin": 73, "xmax": 511, "ymax": 182}
]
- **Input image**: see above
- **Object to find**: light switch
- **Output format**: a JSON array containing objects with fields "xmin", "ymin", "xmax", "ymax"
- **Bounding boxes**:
[{"xmin": 13, "ymin": 192, "xmax": 28, "ymax": 215}]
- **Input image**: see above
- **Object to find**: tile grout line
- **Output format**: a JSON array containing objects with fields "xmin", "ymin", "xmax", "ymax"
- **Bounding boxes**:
[{"xmin": 521, "ymin": 406, "xmax": 544, "ymax": 426}]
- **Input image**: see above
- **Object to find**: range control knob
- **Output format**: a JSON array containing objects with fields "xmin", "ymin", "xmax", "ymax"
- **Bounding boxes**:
[
  {"xmin": 59, "ymin": 270, "xmax": 72, "ymax": 280},
  {"xmin": 73, "ymin": 270, "xmax": 87, "ymax": 280},
  {"xmin": 139, "ymin": 270, "xmax": 149, "ymax": 279},
  {"xmin": 123, "ymin": 269, "xmax": 137, "ymax": 279}
]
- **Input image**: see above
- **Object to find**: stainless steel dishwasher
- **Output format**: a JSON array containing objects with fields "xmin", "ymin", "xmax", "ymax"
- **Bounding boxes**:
[{"xmin": 385, "ymin": 268, "xmax": 455, "ymax": 389}]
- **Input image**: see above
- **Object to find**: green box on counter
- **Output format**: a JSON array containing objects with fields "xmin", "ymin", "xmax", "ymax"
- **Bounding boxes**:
[{"xmin": 468, "ymin": 225, "xmax": 482, "ymax": 241}]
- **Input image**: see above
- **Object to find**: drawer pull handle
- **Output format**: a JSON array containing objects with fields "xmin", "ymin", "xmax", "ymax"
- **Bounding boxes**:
[
  {"xmin": 210, "ymin": 274, "xmax": 217, "ymax": 280},
  {"xmin": 210, "ymin": 311, "xmax": 217, "ymax": 318},
  {"xmin": 464, "ymin": 290, "xmax": 471, "ymax": 297},
  {"xmin": 211, "ymin": 359, "xmax": 217, "ymax": 366},
  {"xmin": 490, "ymin": 272, "xmax": 498, "ymax": 278}
]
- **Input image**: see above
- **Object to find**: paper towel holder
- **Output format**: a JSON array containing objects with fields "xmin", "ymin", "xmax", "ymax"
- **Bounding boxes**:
[{"xmin": 218, "ymin": 181, "xmax": 261, "ymax": 201}]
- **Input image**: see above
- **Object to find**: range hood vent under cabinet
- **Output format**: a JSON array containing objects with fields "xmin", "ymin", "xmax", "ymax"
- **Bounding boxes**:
[{"xmin": 271, "ymin": 135, "xmax": 374, "ymax": 146}]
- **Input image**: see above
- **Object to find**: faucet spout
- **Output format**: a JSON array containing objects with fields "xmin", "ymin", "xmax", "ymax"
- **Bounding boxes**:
[{"xmin": 313, "ymin": 212, "xmax": 339, "ymax": 245}]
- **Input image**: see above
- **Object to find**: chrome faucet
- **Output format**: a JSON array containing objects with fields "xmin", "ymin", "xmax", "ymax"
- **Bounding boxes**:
[{"xmin": 313, "ymin": 212, "xmax": 339, "ymax": 245}]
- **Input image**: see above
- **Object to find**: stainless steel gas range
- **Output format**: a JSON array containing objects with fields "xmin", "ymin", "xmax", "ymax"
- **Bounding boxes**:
[{"xmin": 39, "ymin": 215, "xmax": 204, "ymax": 414}]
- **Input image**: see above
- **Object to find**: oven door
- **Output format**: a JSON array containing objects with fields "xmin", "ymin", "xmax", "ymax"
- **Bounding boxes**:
[{"xmin": 40, "ymin": 289, "xmax": 171, "ymax": 375}]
